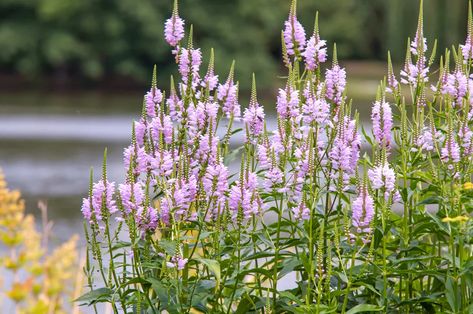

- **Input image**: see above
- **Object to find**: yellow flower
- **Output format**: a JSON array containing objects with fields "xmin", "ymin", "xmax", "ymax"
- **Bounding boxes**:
[
  {"xmin": 464, "ymin": 182, "xmax": 473, "ymax": 190},
  {"xmin": 0, "ymin": 170, "xmax": 83, "ymax": 313},
  {"xmin": 442, "ymin": 216, "xmax": 470, "ymax": 223},
  {"xmin": 7, "ymin": 279, "xmax": 34, "ymax": 302}
]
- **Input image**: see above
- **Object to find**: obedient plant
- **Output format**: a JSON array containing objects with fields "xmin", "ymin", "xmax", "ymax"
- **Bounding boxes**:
[{"xmin": 79, "ymin": 0, "xmax": 473, "ymax": 312}]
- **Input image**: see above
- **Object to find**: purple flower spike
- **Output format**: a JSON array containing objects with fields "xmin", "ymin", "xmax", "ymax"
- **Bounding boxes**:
[
  {"xmin": 325, "ymin": 64, "xmax": 346, "ymax": 106},
  {"xmin": 441, "ymin": 71, "xmax": 468, "ymax": 107},
  {"xmin": 164, "ymin": 0, "xmax": 185, "ymax": 47},
  {"xmin": 229, "ymin": 172, "xmax": 262, "ymax": 220},
  {"xmin": 352, "ymin": 185, "xmax": 374, "ymax": 234},
  {"xmin": 371, "ymin": 100, "xmax": 393, "ymax": 149},
  {"xmin": 303, "ymin": 35, "xmax": 327, "ymax": 71},
  {"xmin": 283, "ymin": 1, "xmax": 306, "ymax": 56},
  {"xmin": 441, "ymin": 132, "xmax": 461, "ymax": 166},
  {"xmin": 82, "ymin": 180, "xmax": 118, "ymax": 224},
  {"xmin": 292, "ymin": 201, "xmax": 310, "ymax": 221},
  {"xmin": 303, "ymin": 14, "xmax": 327, "ymax": 71},
  {"xmin": 368, "ymin": 164, "xmax": 396, "ymax": 200},
  {"xmin": 243, "ymin": 76, "xmax": 265, "ymax": 143},
  {"xmin": 145, "ymin": 87, "xmax": 163, "ymax": 118},
  {"xmin": 119, "ymin": 181, "xmax": 145, "ymax": 215},
  {"xmin": 179, "ymin": 48, "xmax": 202, "ymax": 86},
  {"xmin": 276, "ymin": 87, "xmax": 300, "ymax": 119}
]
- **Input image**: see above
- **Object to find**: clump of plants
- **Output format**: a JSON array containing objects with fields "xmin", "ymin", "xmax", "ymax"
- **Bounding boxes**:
[
  {"xmin": 0, "ymin": 171, "xmax": 83, "ymax": 314},
  {"xmin": 78, "ymin": 0, "xmax": 473, "ymax": 312}
]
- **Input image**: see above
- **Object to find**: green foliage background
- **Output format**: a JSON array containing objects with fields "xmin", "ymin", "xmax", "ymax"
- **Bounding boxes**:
[{"xmin": 0, "ymin": 0, "xmax": 467, "ymax": 89}]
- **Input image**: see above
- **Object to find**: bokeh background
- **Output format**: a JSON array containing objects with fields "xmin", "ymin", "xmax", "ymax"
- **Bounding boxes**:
[{"xmin": 0, "ymin": 0, "xmax": 468, "ymax": 241}]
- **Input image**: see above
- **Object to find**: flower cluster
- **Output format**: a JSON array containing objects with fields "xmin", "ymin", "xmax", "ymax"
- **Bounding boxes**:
[{"xmin": 79, "ymin": 1, "xmax": 473, "ymax": 312}]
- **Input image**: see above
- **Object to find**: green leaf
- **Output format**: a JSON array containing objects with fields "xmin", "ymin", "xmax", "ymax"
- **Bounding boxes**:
[
  {"xmin": 196, "ymin": 258, "xmax": 221, "ymax": 287},
  {"xmin": 446, "ymin": 276, "xmax": 460, "ymax": 312},
  {"xmin": 147, "ymin": 278, "xmax": 169, "ymax": 307},
  {"xmin": 75, "ymin": 287, "xmax": 113, "ymax": 305},
  {"xmin": 159, "ymin": 239, "xmax": 177, "ymax": 256},
  {"xmin": 346, "ymin": 304, "xmax": 383, "ymax": 314}
]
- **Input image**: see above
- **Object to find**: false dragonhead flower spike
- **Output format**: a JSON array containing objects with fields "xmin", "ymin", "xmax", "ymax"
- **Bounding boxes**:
[
  {"xmin": 164, "ymin": 0, "xmax": 185, "ymax": 48},
  {"xmin": 352, "ymin": 178, "xmax": 374, "ymax": 234},
  {"xmin": 243, "ymin": 74, "xmax": 265, "ymax": 143},
  {"xmin": 441, "ymin": 121, "xmax": 461, "ymax": 168},
  {"xmin": 217, "ymin": 61, "xmax": 241, "ymax": 119},
  {"xmin": 201, "ymin": 48, "xmax": 219, "ymax": 91},
  {"xmin": 442, "ymin": 68, "xmax": 468, "ymax": 107},
  {"xmin": 178, "ymin": 26, "xmax": 202, "ymax": 87},
  {"xmin": 283, "ymin": 0, "xmax": 306, "ymax": 57},
  {"xmin": 145, "ymin": 65, "xmax": 163, "ymax": 118},
  {"xmin": 118, "ymin": 181, "xmax": 145, "ymax": 215},
  {"xmin": 411, "ymin": 0, "xmax": 427, "ymax": 57},
  {"xmin": 303, "ymin": 12, "xmax": 327, "ymax": 71},
  {"xmin": 325, "ymin": 44, "xmax": 346, "ymax": 106},
  {"xmin": 461, "ymin": 0, "xmax": 473, "ymax": 61},
  {"xmin": 371, "ymin": 96, "xmax": 393, "ymax": 150},
  {"xmin": 168, "ymin": 76, "xmax": 184, "ymax": 123},
  {"xmin": 276, "ymin": 79, "xmax": 300, "ymax": 119},
  {"xmin": 82, "ymin": 178, "xmax": 118, "ymax": 226},
  {"xmin": 368, "ymin": 159, "xmax": 396, "ymax": 201},
  {"xmin": 386, "ymin": 51, "xmax": 399, "ymax": 94}
]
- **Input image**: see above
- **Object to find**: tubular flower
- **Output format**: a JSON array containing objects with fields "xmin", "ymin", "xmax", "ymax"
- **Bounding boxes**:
[
  {"xmin": 303, "ymin": 95, "xmax": 330, "ymax": 125},
  {"xmin": 202, "ymin": 71, "xmax": 219, "ymax": 91},
  {"xmin": 150, "ymin": 115, "xmax": 174, "ymax": 145},
  {"xmin": 81, "ymin": 180, "xmax": 117, "ymax": 224},
  {"xmin": 415, "ymin": 128, "xmax": 436, "ymax": 152},
  {"xmin": 195, "ymin": 133, "xmax": 219, "ymax": 166},
  {"xmin": 135, "ymin": 206, "xmax": 158, "ymax": 233},
  {"xmin": 325, "ymin": 64, "xmax": 346, "ymax": 105},
  {"xmin": 346, "ymin": 118, "xmax": 361, "ymax": 174},
  {"xmin": 164, "ymin": 7, "xmax": 185, "ymax": 47},
  {"xmin": 276, "ymin": 87, "xmax": 300, "ymax": 119},
  {"xmin": 368, "ymin": 164, "xmax": 396, "ymax": 200},
  {"xmin": 134, "ymin": 119, "xmax": 147, "ymax": 147},
  {"xmin": 462, "ymin": 38, "xmax": 473, "ymax": 61},
  {"xmin": 119, "ymin": 181, "xmax": 145, "ymax": 215},
  {"xmin": 410, "ymin": 33, "xmax": 427, "ymax": 56},
  {"xmin": 168, "ymin": 90, "xmax": 184, "ymax": 123},
  {"xmin": 283, "ymin": 13, "xmax": 306, "ymax": 56},
  {"xmin": 243, "ymin": 102, "xmax": 265, "ymax": 143},
  {"xmin": 124, "ymin": 145, "xmax": 149, "ymax": 175},
  {"xmin": 461, "ymin": 12, "xmax": 473, "ymax": 61},
  {"xmin": 203, "ymin": 162, "xmax": 229, "ymax": 198},
  {"xmin": 292, "ymin": 201, "xmax": 310, "ymax": 221},
  {"xmin": 400, "ymin": 61, "xmax": 429, "ymax": 86},
  {"xmin": 145, "ymin": 87, "xmax": 163, "ymax": 118},
  {"xmin": 329, "ymin": 118, "xmax": 360, "ymax": 190},
  {"xmin": 303, "ymin": 35, "xmax": 327, "ymax": 71},
  {"xmin": 459, "ymin": 125, "xmax": 473, "ymax": 156},
  {"xmin": 441, "ymin": 71, "xmax": 468, "ymax": 106},
  {"xmin": 441, "ymin": 133, "xmax": 461, "ymax": 167},
  {"xmin": 352, "ymin": 186, "xmax": 374, "ymax": 233},
  {"xmin": 217, "ymin": 80, "xmax": 240, "ymax": 119},
  {"xmin": 402, "ymin": 24, "xmax": 429, "ymax": 87},
  {"xmin": 329, "ymin": 137, "xmax": 351, "ymax": 176},
  {"xmin": 179, "ymin": 48, "xmax": 202, "ymax": 85},
  {"xmin": 149, "ymin": 149, "xmax": 174, "ymax": 177},
  {"xmin": 161, "ymin": 176, "xmax": 198, "ymax": 222},
  {"xmin": 371, "ymin": 100, "xmax": 393, "ymax": 149},
  {"xmin": 263, "ymin": 167, "xmax": 284, "ymax": 192},
  {"xmin": 229, "ymin": 172, "xmax": 261, "ymax": 220}
]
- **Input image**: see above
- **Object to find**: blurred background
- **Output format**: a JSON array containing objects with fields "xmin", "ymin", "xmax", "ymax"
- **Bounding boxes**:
[{"xmin": 0, "ymin": 0, "xmax": 468, "ymax": 241}]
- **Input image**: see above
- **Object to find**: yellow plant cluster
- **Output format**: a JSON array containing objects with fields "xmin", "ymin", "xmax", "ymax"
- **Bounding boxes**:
[{"xmin": 0, "ymin": 171, "xmax": 83, "ymax": 314}]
